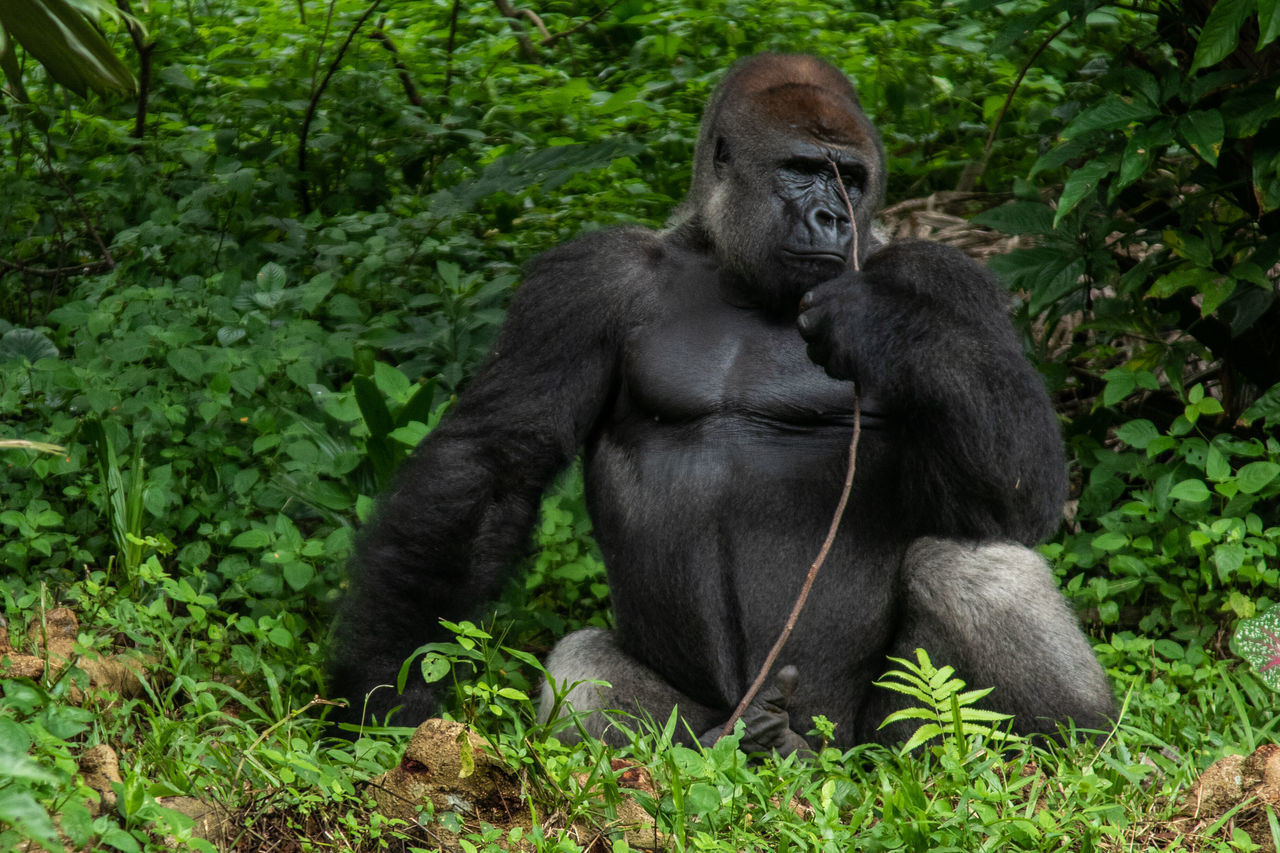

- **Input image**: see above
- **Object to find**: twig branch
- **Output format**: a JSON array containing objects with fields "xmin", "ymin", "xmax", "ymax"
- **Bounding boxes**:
[
  {"xmin": 48, "ymin": 170, "xmax": 114, "ymax": 267},
  {"xmin": 492, "ymin": 0, "xmax": 542, "ymax": 63},
  {"xmin": 968, "ymin": 16, "xmax": 1075, "ymax": 189},
  {"xmin": 298, "ymin": 0, "xmax": 384, "ymax": 211},
  {"xmin": 0, "ymin": 258, "xmax": 113, "ymax": 278},
  {"xmin": 116, "ymin": 0, "xmax": 153, "ymax": 141},
  {"xmin": 540, "ymin": 1, "xmax": 622, "ymax": 47},
  {"xmin": 518, "ymin": 7, "xmax": 550, "ymax": 39},
  {"xmin": 370, "ymin": 20, "xmax": 423, "ymax": 107},
  {"xmin": 443, "ymin": 0, "xmax": 461, "ymax": 101}
]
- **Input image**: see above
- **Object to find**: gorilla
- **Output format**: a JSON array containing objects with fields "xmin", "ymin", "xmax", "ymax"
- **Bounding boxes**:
[{"xmin": 329, "ymin": 53, "xmax": 1114, "ymax": 751}]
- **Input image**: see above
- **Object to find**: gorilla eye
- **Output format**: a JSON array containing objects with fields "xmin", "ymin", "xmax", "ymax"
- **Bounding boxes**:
[{"xmin": 837, "ymin": 165, "xmax": 866, "ymax": 190}]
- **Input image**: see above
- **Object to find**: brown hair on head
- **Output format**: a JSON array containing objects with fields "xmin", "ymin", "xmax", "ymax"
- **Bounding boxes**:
[
  {"xmin": 747, "ymin": 85, "xmax": 871, "ymax": 148},
  {"xmin": 676, "ymin": 53, "xmax": 883, "ymax": 226}
]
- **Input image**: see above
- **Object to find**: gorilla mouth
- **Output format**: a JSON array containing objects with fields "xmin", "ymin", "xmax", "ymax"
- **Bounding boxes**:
[{"xmin": 781, "ymin": 249, "xmax": 847, "ymax": 266}]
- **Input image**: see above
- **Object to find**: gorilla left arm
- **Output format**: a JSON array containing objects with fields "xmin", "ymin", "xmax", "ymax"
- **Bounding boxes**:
[
  {"xmin": 329, "ymin": 229, "xmax": 643, "ymax": 727},
  {"xmin": 797, "ymin": 239, "xmax": 1066, "ymax": 545}
]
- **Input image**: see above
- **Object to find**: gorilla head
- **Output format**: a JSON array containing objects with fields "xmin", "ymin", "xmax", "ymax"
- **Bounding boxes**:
[{"xmin": 676, "ymin": 53, "xmax": 886, "ymax": 309}]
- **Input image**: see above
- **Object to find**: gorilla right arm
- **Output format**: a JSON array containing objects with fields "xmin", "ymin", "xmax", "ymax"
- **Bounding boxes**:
[{"xmin": 328, "ymin": 229, "xmax": 645, "ymax": 728}]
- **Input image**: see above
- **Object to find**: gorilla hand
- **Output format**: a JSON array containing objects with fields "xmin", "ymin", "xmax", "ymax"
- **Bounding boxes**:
[
  {"xmin": 797, "ymin": 275, "xmax": 866, "ymax": 383},
  {"xmin": 700, "ymin": 665, "xmax": 810, "ymax": 757}
]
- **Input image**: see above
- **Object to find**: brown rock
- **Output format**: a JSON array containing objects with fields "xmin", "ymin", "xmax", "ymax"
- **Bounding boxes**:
[
  {"xmin": 155, "ymin": 796, "xmax": 236, "ymax": 848},
  {"xmin": 1181, "ymin": 753, "xmax": 1244, "ymax": 818},
  {"xmin": 79, "ymin": 744, "xmax": 123, "ymax": 814},
  {"xmin": 0, "ymin": 608, "xmax": 152, "ymax": 703},
  {"xmin": 372, "ymin": 719, "xmax": 528, "ymax": 850}
]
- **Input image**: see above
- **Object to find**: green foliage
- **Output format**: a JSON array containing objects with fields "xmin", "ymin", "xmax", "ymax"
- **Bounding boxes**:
[
  {"xmin": 398, "ymin": 618, "xmax": 540, "ymax": 730},
  {"xmin": 975, "ymin": 1, "xmax": 1280, "ymax": 419},
  {"xmin": 875, "ymin": 648, "xmax": 1022, "ymax": 754},
  {"xmin": 1048, "ymin": 383, "xmax": 1280, "ymax": 635},
  {"xmin": 0, "ymin": 0, "xmax": 1278, "ymax": 849},
  {"xmin": 0, "ymin": 0, "xmax": 137, "ymax": 100}
]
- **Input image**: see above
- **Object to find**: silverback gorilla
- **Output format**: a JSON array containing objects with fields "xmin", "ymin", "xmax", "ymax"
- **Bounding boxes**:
[{"xmin": 328, "ymin": 53, "xmax": 1114, "ymax": 751}]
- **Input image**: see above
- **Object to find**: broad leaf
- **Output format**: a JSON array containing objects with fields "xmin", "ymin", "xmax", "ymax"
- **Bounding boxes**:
[
  {"xmin": 1189, "ymin": 0, "xmax": 1251, "ymax": 73},
  {"xmin": 1231, "ymin": 604, "xmax": 1280, "ymax": 692},
  {"xmin": 1054, "ymin": 158, "xmax": 1113, "ymax": 227},
  {"xmin": 1169, "ymin": 479, "xmax": 1210, "ymax": 502},
  {"xmin": 1060, "ymin": 95, "xmax": 1159, "ymax": 139},
  {"xmin": 970, "ymin": 202, "xmax": 1053, "ymax": 236},
  {"xmin": 1236, "ymin": 461, "xmax": 1280, "ymax": 494},
  {"xmin": 1178, "ymin": 110, "xmax": 1224, "ymax": 166},
  {"xmin": 0, "ymin": 328, "xmax": 58, "ymax": 362},
  {"xmin": 1261, "ymin": 0, "xmax": 1280, "ymax": 49},
  {"xmin": 0, "ymin": 0, "xmax": 135, "ymax": 98}
]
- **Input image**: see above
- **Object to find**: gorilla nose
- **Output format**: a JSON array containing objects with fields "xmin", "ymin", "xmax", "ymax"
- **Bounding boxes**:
[{"xmin": 804, "ymin": 205, "xmax": 850, "ymax": 250}]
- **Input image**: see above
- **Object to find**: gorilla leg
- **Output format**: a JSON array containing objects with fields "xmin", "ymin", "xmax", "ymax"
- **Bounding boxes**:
[
  {"xmin": 538, "ymin": 628, "xmax": 722, "ymax": 747},
  {"xmin": 864, "ymin": 538, "xmax": 1114, "ymax": 742}
]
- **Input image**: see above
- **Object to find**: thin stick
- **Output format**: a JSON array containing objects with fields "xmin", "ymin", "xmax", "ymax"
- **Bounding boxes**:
[
  {"xmin": 717, "ymin": 396, "xmax": 861, "ymax": 741},
  {"xmin": 718, "ymin": 163, "xmax": 864, "ymax": 743}
]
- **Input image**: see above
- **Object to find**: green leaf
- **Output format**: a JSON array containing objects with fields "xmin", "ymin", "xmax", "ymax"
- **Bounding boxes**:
[
  {"xmin": 1199, "ymin": 274, "xmax": 1236, "ymax": 316},
  {"xmin": 1169, "ymin": 479, "xmax": 1210, "ymax": 502},
  {"xmin": 167, "ymin": 348, "xmax": 205, "ymax": 382},
  {"xmin": 1147, "ymin": 266, "xmax": 1216, "ymax": 299},
  {"xmin": 1230, "ymin": 603, "xmax": 1280, "ymax": 692},
  {"xmin": 686, "ymin": 782, "xmax": 720, "ymax": 814},
  {"xmin": 282, "ymin": 561, "xmax": 314, "ymax": 591},
  {"xmin": 1114, "ymin": 419, "xmax": 1159, "ymax": 449},
  {"xmin": 353, "ymin": 376, "xmax": 394, "ymax": 439},
  {"xmin": 230, "ymin": 528, "xmax": 271, "ymax": 549},
  {"xmin": 0, "ymin": 328, "xmax": 58, "ymax": 362},
  {"xmin": 899, "ymin": 724, "xmax": 945, "ymax": 755},
  {"xmin": 1178, "ymin": 110, "xmax": 1224, "ymax": 166},
  {"xmin": 1060, "ymin": 95, "xmax": 1160, "ymax": 139},
  {"xmin": 0, "ymin": 0, "xmax": 135, "ymax": 98},
  {"xmin": 1115, "ymin": 125, "xmax": 1166, "ymax": 194},
  {"xmin": 420, "ymin": 652, "xmax": 451, "ymax": 683},
  {"xmin": 1213, "ymin": 543, "xmax": 1245, "ymax": 581},
  {"xmin": 970, "ymin": 202, "xmax": 1053, "ymax": 236},
  {"xmin": 0, "ymin": 790, "xmax": 59, "ymax": 849},
  {"xmin": 1054, "ymin": 159, "xmax": 1113, "ymax": 227},
  {"xmin": 256, "ymin": 261, "xmax": 287, "ymax": 291},
  {"xmin": 1237, "ymin": 461, "xmax": 1280, "ymax": 494},
  {"xmin": 1242, "ymin": 382, "xmax": 1280, "ymax": 427},
  {"xmin": 1103, "ymin": 369, "xmax": 1136, "ymax": 406},
  {"xmin": 1261, "ymin": 0, "xmax": 1280, "ymax": 49},
  {"xmin": 1190, "ymin": 0, "xmax": 1251, "ymax": 73},
  {"xmin": 1206, "ymin": 445, "xmax": 1231, "ymax": 482},
  {"xmin": 1092, "ymin": 531, "xmax": 1128, "ymax": 552}
]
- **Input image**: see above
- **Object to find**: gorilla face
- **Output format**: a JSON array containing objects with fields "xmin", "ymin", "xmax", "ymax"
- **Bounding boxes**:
[{"xmin": 681, "ymin": 54, "xmax": 886, "ymax": 311}]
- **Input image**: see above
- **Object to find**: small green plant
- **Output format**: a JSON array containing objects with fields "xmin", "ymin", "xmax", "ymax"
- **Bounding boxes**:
[
  {"xmin": 875, "ymin": 648, "xmax": 1022, "ymax": 754},
  {"xmin": 397, "ymin": 619, "xmax": 541, "ymax": 731}
]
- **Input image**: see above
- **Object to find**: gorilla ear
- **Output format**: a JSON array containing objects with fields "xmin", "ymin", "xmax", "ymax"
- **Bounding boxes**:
[{"xmin": 713, "ymin": 137, "xmax": 731, "ymax": 177}]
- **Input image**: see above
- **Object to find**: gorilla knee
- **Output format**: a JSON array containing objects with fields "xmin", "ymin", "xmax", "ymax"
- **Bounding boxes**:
[
  {"xmin": 899, "ymin": 538, "xmax": 1114, "ymax": 735},
  {"xmin": 539, "ymin": 628, "xmax": 619, "ymax": 741}
]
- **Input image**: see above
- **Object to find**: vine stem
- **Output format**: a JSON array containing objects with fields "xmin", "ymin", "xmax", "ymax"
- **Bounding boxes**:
[{"xmin": 717, "ymin": 161, "xmax": 864, "ymax": 743}]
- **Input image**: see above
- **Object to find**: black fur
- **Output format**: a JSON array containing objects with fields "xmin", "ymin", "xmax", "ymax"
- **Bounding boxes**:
[{"xmin": 328, "ymin": 53, "xmax": 1114, "ymax": 746}]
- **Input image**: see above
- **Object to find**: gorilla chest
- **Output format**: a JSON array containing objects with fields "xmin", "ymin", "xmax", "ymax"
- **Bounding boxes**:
[{"xmin": 622, "ymin": 302, "xmax": 859, "ymax": 433}]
